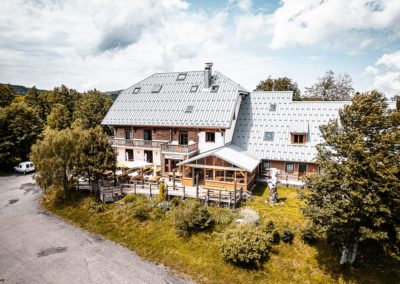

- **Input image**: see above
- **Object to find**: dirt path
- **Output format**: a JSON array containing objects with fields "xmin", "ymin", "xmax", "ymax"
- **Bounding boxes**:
[{"xmin": 0, "ymin": 174, "xmax": 190, "ymax": 284}]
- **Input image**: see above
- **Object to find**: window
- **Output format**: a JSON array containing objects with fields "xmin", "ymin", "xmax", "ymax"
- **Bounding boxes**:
[
  {"xmin": 190, "ymin": 85, "xmax": 198, "ymax": 92},
  {"xmin": 205, "ymin": 132, "xmax": 215, "ymax": 142},
  {"xmin": 205, "ymin": 169, "xmax": 213, "ymax": 180},
  {"xmin": 176, "ymin": 73, "xmax": 187, "ymax": 81},
  {"xmin": 125, "ymin": 149, "xmax": 134, "ymax": 161},
  {"xmin": 211, "ymin": 85, "xmax": 219, "ymax": 92},
  {"xmin": 285, "ymin": 162, "xmax": 294, "ymax": 173},
  {"xmin": 144, "ymin": 150, "xmax": 153, "ymax": 163},
  {"xmin": 133, "ymin": 87, "xmax": 140, "ymax": 93},
  {"xmin": 262, "ymin": 160, "xmax": 271, "ymax": 171},
  {"xmin": 185, "ymin": 105, "xmax": 194, "ymax": 113},
  {"xmin": 270, "ymin": 103, "xmax": 277, "ymax": 111},
  {"xmin": 292, "ymin": 133, "xmax": 307, "ymax": 144},
  {"xmin": 125, "ymin": 130, "xmax": 131, "ymax": 139},
  {"xmin": 179, "ymin": 132, "xmax": 188, "ymax": 145},
  {"xmin": 299, "ymin": 163, "xmax": 307, "ymax": 174},
  {"xmin": 151, "ymin": 84, "xmax": 162, "ymax": 93},
  {"xmin": 263, "ymin": 131, "xmax": 274, "ymax": 141},
  {"xmin": 144, "ymin": 130, "xmax": 152, "ymax": 141}
]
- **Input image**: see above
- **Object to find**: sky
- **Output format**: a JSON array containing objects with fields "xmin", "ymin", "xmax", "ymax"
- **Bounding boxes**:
[{"xmin": 1, "ymin": 0, "xmax": 400, "ymax": 97}]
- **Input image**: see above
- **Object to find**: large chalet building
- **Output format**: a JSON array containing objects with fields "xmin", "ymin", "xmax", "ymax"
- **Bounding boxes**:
[{"xmin": 102, "ymin": 63, "xmax": 347, "ymax": 190}]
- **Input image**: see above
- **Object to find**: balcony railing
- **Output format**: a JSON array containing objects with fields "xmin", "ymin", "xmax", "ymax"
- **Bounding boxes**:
[
  {"xmin": 161, "ymin": 143, "xmax": 198, "ymax": 154},
  {"xmin": 108, "ymin": 138, "xmax": 163, "ymax": 148}
]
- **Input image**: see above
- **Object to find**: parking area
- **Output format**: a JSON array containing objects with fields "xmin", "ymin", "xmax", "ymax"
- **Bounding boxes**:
[{"xmin": 0, "ymin": 174, "xmax": 190, "ymax": 284}]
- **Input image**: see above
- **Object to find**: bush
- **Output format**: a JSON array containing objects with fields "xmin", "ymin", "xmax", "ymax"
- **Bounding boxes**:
[
  {"xmin": 261, "ymin": 220, "xmax": 280, "ymax": 244},
  {"xmin": 220, "ymin": 225, "xmax": 272, "ymax": 266},
  {"xmin": 282, "ymin": 228, "xmax": 295, "ymax": 244},
  {"xmin": 88, "ymin": 200, "xmax": 106, "ymax": 213},
  {"xmin": 173, "ymin": 200, "xmax": 213, "ymax": 238},
  {"xmin": 170, "ymin": 197, "xmax": 181, "ymax": 208},
  {"xmin": 158, "ymin": 182, "xmax": 166, "ymax": 202},
  {"xmin": 210, "ymin": 207, "xmax": 238, "ymax": 227},
  {"xmin": 119, "ymin": 194, "xmax": 154, "ymax": 221},
  {"xmin": 301, "ymin": 226, "xmax": 318, "ymax": 244},
  {"xmin": 157, "ymin": 201, "xmax": 171, "ymax": 212},
  {"xmin": 123, "ymin": 194, "xmax": 138, "ymax": 204},
  {"xmin": 236, "ymin": 207, "xmax": 260, "ymax": 226}
]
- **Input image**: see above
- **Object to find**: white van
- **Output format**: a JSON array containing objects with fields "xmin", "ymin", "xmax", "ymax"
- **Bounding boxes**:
[{"xmin": 14, "ymin": 161, "xmax": 35, "ymax": 174}]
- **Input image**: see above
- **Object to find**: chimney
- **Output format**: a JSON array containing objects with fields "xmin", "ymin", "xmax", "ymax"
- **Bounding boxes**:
[{"xmin": 204, "ymin": 62, "xmax": 213, "ymax": 89}]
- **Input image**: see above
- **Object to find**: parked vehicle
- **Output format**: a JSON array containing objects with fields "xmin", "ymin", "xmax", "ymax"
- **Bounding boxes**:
[{"xmin": 14, "ymin": 161, "xmax": 35, "ymax": 174}]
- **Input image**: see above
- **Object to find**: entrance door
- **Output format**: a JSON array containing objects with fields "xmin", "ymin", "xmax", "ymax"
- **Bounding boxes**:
[
  {"xmin": 298, "ymin": 163, "xmax": 307, "ymax": 177},
  {"xmin": 179, "ymin": 132, "xmax": 188, "ymax": 145},
  {"xmin": 144, "ymin": 150, "xmax": 153, "ymax": 163},
  {"xmin": 193, "ymin": 168, "xmax": 204, "ymax": 186}
]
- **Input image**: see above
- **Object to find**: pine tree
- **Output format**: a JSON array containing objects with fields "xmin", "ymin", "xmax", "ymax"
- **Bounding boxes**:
[{"xmin": 301, "ymin": 91, "xmax": 400, "ymax": 265}]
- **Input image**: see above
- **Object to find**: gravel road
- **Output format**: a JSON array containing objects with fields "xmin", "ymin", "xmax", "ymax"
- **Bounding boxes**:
[{"xmin": 0, "ymin": 174, "xmax": 191, "ymax": 284}]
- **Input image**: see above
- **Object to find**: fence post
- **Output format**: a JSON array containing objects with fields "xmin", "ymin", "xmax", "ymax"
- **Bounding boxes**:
[
  {"xmin": 166, "ymin": 185, "xmax": 169, "ymax": 201},
  {"xmin": 173, "ymin": 170, "xmax": 176, "ymax": 191},
  {"xmin": 134, "ymin": 182, "xmax": 137, "ymax": 194},
  {"xmin": 149, "ymin": 184, "xmax": 152, "ymax": 198},
  {"xmin": 196, "ymin": 174, "xmax": 199, "ymax": 199},
  {"xmin": 234, "ymin": 180, "xmax": 237, "ymax": 208},
  {"xmin": 229, "ymin": 191, "xmax": 232, "ymax": 208},
  {"xmin": 219, "ymin": 190, "xmax": 222, "ymax": 207},
  {"xmin": 183, "ymin": 186, "xmax": 185, "ymax": 200},
  {"xmin": 207, "ymin": 189, "xmax": 210, "ymax": 205}
]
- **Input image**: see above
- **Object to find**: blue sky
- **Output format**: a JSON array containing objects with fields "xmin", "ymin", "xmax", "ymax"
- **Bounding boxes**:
[{"xmin": 1, "ymin": 0, "xmax": 399, "ymax": 97}]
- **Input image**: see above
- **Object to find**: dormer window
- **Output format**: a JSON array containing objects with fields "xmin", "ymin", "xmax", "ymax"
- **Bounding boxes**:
[
  {"xmin": 151, "ymin": 84, "xmax": 162, "ymax": 93},
  {"xmin": 133, "ymin": 87, "xmax": 141, "ymax": 94},
  {"xmin": 270, "ymin": 103, "xmax": 277, "ymax": 111},
  {"xmin": 177, "ymin": 73, "xmax": 187, "ymax": 81},
  {"xmin": 263, "ymin": 131, "xmax": 274, "ymax": 141},
  {"xmin": 190, "ymin": 85, "xmax": 198, "ymax": 92},
  {"xmin": 211, "ymin": 85, "xmax": 219, "ymax": 93},
  {"xmin": 291, "ymin": 133, "xmax": 307, "ymax": 144},
  {"xmin": 185, "ymin": 105, "xmax": 194, "ymax": 113}
]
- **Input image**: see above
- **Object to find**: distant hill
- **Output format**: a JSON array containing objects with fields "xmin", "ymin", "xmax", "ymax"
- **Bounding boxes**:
[{"xmin": 1, "ymin": 83, "xmax": 122, "ymax": 101}]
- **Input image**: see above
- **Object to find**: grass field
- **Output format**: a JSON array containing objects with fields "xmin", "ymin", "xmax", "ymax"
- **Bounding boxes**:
[{"xmin": 43, "ymin": 185, "xmax": 399, "ymax": 283}]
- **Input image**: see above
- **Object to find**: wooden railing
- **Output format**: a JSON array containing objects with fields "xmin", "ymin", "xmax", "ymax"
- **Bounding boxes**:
[
  {"xmin": 108, "ymin": 137, "xmax": 163, "ymax": 148},
  {"xmin": 160, "ymin": 143, "xmax": 198, "ymax": 154}
]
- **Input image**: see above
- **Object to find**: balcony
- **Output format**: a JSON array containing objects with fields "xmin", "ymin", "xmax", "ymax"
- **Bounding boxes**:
[
  {"xmin": 108, "ymin": 138, "xmax": 163, "ymax": 148},
  {"xmin": 161, "ymin": 143, "xmax": 198, "ymax": 154}
]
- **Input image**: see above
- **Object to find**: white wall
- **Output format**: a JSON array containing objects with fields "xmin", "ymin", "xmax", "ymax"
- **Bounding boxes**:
[
  {"xmin": 114, "ymin": 147, "xmax": 161, "ymax": 165},
  {"xmin": 225, "ymin": 95, "xmax": 242, "ymax": 144},
  {"xmin": 198, "ymin": 131, "xmax": 225, "ymax": 153}
]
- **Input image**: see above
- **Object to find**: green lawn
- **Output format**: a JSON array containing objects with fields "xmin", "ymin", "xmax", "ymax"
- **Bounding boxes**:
[{"xmin": 43, "ymin": 185, "xmax": 399, "ymax": 284}]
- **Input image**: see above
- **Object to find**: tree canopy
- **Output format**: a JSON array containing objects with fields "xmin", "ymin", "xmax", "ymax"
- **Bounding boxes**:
[
  {"xmin": 255, "ymin": 76, "xmax": 301, "ymax": 100},
  {"xmin": 305, "ymin": 70, "xmax": 354, "ymax": 101},
  {"xmin": 301, "ymin": 91, "xmax": 400, "ymax": 265},
  {"xmin": 0, "ymin": 84, "xmax": 17, "ymax": 107}
]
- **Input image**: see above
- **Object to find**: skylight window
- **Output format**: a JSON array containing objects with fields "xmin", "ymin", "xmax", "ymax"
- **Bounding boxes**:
[
  {"xmin": 270, "ymin": 103, "xmax": 277, "ymax": 111},
  {"xmin": 185, "ymin": 105, "xmax": 194, "ymax": 113},
  {"xmin": 263, "ymin": 132, "xmax": 274, "ymax": 141},
  {"xmin": 133, "ymin": 87, "xmax": 141, "ymax": 94},
  {"xmin": 190, "ymin": 85, "xmax": 198, "ymax": 92},
  {"xmin": 177, "ymin": 73, "xmax": 187, "ymax": 81},
  {"xmin": 211, "ymin": 85, "xmax": 219, "ymax": 93},
  {"xmin": 151, "ymin": 84, "xmax": 162, "ymax": 93}
]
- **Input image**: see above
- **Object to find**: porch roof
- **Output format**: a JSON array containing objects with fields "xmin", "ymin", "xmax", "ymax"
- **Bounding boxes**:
[{"xmin": 177, "ymin": 144, "xmax": 260, "ymax": 172}]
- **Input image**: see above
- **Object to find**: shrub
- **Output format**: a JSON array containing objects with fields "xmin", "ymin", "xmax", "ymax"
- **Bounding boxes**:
[
  {"xmin": 158, "ymin": 182, "xmax": 166, "ymax": 202},
  {"xmin": 220, "ymin": 225, "xmax": 272, "ymax": 266},
  {"xmin": 88, "ymin": 201, "xmax": 106, "ymax": 213},
  {"xmin": 119, "ymin": 194, "xmax": 154, "ymax": 221},
  {"xmin": 282, "ymin": 228, "xmax": 295, "ymax": 244},
  {"xmin": 236, "ymin": 207, "xmax": 260, "ymax": 226},
  {"xmin": 261, "ymin": 220, "xmax": 281, "ymax": 244},
  {"xmin": 210, "ymin": 207, "xmax": 238, "ymax": 227},
  {"xmin": 301, "ymin": 226, "xmax": 318, "ymax": 244},
  {"xmin": 123, "ymin": 194, "xmax": 138, "ymax": 204},
  {"xmin": 170, "ymin": 197, "xmax": 181, "ymax": 208},
  {"xmin": 173, "ymin": 200, "xmax": 213, "ymax": 238},
  {"xmin": 131, "ymin": 203, "xmax": 150, "ymax": 221},
  {"xmin": 157, "ymin": 201, "xmax": 171, "ymax": 213}
]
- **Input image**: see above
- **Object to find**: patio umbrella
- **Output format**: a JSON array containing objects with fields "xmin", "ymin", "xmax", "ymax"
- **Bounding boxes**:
[
  {"xmin": 125, "ymin": 160, "xmax": 152, "ymax": 169},
  {"xmin": 117, "ymin": 161, "xmax": 127, "ymax": 168}
]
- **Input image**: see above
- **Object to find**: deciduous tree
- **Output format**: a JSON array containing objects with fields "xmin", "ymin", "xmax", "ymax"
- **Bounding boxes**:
[
  {"xmin": 0, "ymin": 84, "xmax": 17, "ymax": 107},
  {"xmin": 46, "ymin": 103, "xmax": 71, "ymax": 130},
  {"xmin": 301, "ymin": 91, "xmax": 400, "ymax": 265},
  {"xmin": 255, "ymin": 76, "xmax": 301, "ymax": 100}
]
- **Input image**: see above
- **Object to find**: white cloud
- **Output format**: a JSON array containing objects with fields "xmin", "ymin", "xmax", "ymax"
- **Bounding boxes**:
[{"xmin": 363, "ymin": 65, "xmax": 379, "ymax": 75}]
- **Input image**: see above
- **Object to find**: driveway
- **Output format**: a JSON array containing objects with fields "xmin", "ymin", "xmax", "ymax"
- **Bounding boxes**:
[{"xmin": 0, "ymin": 174, "xmax": 190, "ymax": 284}]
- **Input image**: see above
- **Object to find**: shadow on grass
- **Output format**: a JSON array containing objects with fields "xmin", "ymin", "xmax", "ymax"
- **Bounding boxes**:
[
  {"xmin": 252, "ymin": 185, "xmax": 267, "ymax": 197},
  {"xmin": 312, "ymin": 240, "xmax": 400, "ymax": 283}
]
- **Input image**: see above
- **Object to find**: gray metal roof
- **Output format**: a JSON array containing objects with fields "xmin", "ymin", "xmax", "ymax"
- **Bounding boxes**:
[
  {"xmin": 178, "ymin": 144, "xmax": 260, "ymax": 172},
  {"xmin": 232, "ymin": 91, "xmax": 349, "ymax": 163},
  {"xmin": 102, "ymin": 70, "xmax": 248, "ymax": 128}
]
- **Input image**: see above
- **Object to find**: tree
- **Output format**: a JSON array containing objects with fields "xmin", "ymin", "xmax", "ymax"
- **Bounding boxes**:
[
  {"xmin": 0, "ymin": 101, "xmax": 42, "ymax": 167},
  {"xmin": 301, "ymin": 91, "xmax": 400, "ymax": 265},
  {"xmin": 75, "ymin": 126, "xmax": 116, "ymax": 184},
  {"xmin": 255, "ymin": 76, "xmax": 301, "ymax": 101},
  {"xmin": 46, "ymin": 103, "xmax": 71, "ymax": 130},
  {"xmin": 25, "ymin": 86, "xmax": 48, "ymax": 122},
  {"xmin": 0, "ymin": 84, "xmax": 17, "ymax": 107},
  {"xmin": 31, "ymin": 128, "xmax": 80, "ymax": 199},
  {"xmin": 305, "ymin": 70, "xmax": 354, "ymax": 101},
  {"xmin": 44, "ymin": 85, "xmax": 81, "ymax": 122},
  {"xmin": 73, "ymin": 90, "xmax": 113, "ymax": 129}
]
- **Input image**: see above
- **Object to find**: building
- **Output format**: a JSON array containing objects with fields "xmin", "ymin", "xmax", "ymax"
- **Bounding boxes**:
[{"xmin": 102, "ymin": 63, "xmax": 352, "ymax": 189}]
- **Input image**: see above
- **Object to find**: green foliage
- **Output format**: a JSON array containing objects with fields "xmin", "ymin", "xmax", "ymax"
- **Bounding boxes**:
[
  {"xmin": 120, "ymin": 194, "xmax": 154, "ymax": 221},
  {"xmin": 157, "ymin": 201, "xmax": 171, "ymax": 212},
  {"xmin": 173, "ymin": 200, "xmax": 213, "ymax": 238},
  {"xmin": 261, "ymin": 220, "xmax": 281, "ymax": 244},
  {"xmin": 255, "ymin": 76, "xmax": 301, "ymax": 101},
  {"xmin": 0, "ymin": 101, "xmax": 42, "ymax": 166},
  {"xmin": 123, "ymin": 194, "xmax": 137, "ymax": 204},
  {"xmin": 301, "ymin": 226, "xmax": 318, "ymax": 244},
  {"xmin": 24, "ymin": 86, "xmax": 48, "ymax": 122},
  {"xmin": 88, "ymin": 200, "xmax": 106, "ymax": 213},
  {"xmin": 46, "ymin": 103, "xmax": 70, "ymax": 130},
  {"xmin": 158, "ymin": 182, "xmax": 166, "ymax": 202},
  {"xmin": 220, "ymin": 224, "xmax": 272, "ymax": 266},
  {"xmin": 0, "ymin": 84, "xmax": 17, "ymax": 107},
  {"xmin": 73, "ymin": 90, "xmax": 112, "ymax": 129},
  {"xmin": 302, "ymin": 91, "xmax": 400, "ymax": 263},
  {"xmin": 209, "ymin": 207, "xmax": 238, "ymax": 227},
  {"xmin": 281, "ymin": 228, "xmax": 295, "ymax": 244},
  {"xmin": 305, "ymin": 70, "xmax": 354, "ymax": 101},
  {"xmin": 170, "ymin": 197, "xmax": 181, "ymax": 207}
]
